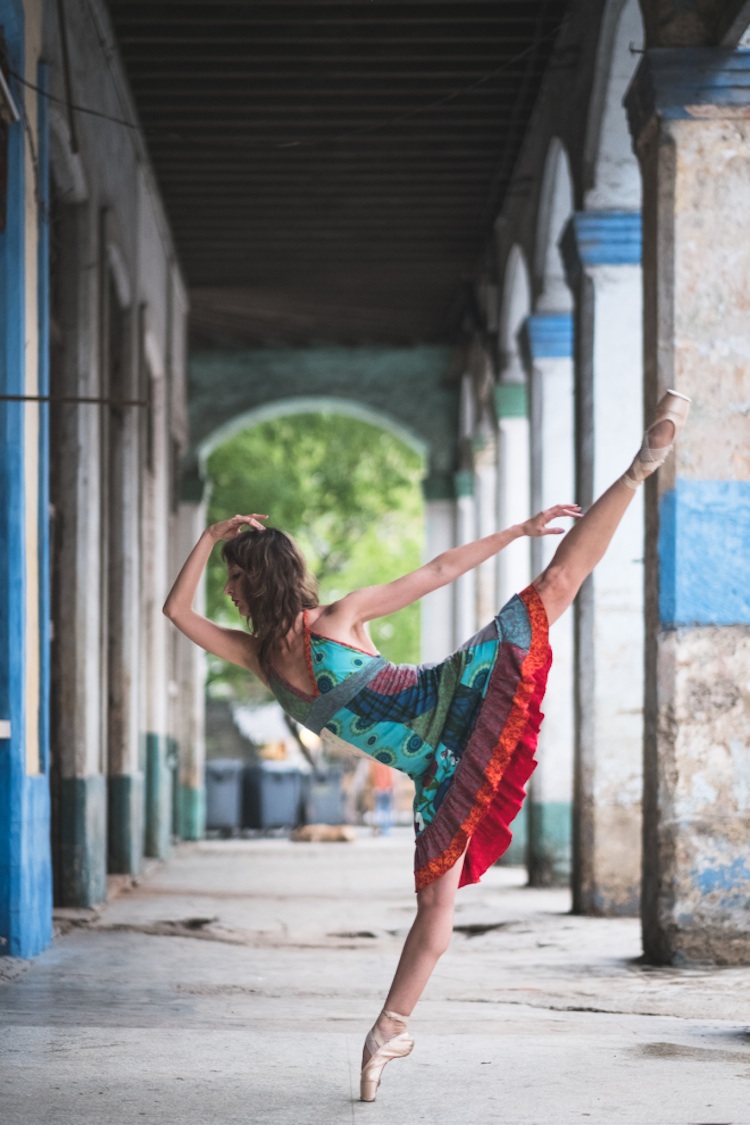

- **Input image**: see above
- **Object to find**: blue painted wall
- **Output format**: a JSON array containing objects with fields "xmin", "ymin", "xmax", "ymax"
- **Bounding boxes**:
[
  {"xmin": 659, "ymin": 481, "xmax": 750, "ymax": 627},
  {"xmin": 0, "ymin": 2, "xmax": 53, "ymax": 958}
]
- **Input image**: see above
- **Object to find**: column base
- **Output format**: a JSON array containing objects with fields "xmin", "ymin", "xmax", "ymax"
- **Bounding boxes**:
[
  {"xmin": 145, "ymin": 734, "xmax": 174, "ymax": 860},
  {"xmin": 0, "ymin": 774, "xmax": 53, "ymax": 958},
  {"xmin": 108, "ymin": 773, "xmax": 145, "ymax": 875},
  {"xmin": 528, "ymin": 800, "xmax": 572, "ymax": 887},
  {"xmin": 497, "ymin": 802, "xmax": 528, "ymax": 867},
  {"xmin": 178, "ymin": 784, "xmax": 206, "ymax": 841},
  {"xmin": 59, "ymin": 775, "xmax": 107, "ymax": 908}
]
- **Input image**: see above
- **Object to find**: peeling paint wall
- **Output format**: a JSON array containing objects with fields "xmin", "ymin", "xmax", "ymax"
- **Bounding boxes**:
[{"xmin": 630, "ymin": 48, "xmax": 750, "ymax": 962}]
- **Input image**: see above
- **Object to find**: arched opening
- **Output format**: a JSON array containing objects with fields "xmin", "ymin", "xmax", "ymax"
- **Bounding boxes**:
[
  {"xmin": 200, "ymin": 405, "xmax": 427, "ymax": 835},
  {"xmin": 584, "ymin": 0, "xmax": 644, "ymax": 209},
  {"xmin": 198, "ymin": 395, "xmax": 428, "ymax": 468},
  {"xmin": 202, "ymin": 405, "xmax": 427, "ymax": 693}
]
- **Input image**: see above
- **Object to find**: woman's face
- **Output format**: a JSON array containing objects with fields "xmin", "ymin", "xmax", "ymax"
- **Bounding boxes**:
[{"xmin": 224, "ymin": 564, "xmax": 249, "ymax": 617}]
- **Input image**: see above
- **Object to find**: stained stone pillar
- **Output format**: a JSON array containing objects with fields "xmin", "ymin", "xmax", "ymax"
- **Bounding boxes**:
[
  {"xmin": 562, "ymin": 210, "xmax": 645, "ymax": 915},
  {"xmin": 52, "ymin": 203, "xmax": 109, "ymax": 908},
  {"xmin": 627, "ymin": 49, "xmax": 750, "ymax": 963},
  {"xmin": 521, "ymin": 313, "xmax": 575, "ymax": 886}
]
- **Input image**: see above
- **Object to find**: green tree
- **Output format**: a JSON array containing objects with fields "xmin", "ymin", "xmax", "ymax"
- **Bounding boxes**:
[{"xmin": 205, "ymin": 413, "xmax": 424, "ymax": 700}]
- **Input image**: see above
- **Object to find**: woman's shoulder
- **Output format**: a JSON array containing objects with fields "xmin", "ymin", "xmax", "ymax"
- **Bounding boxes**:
[{"xmin": 307, "ymin": 600, "xmax": 379, "ymax": 655}]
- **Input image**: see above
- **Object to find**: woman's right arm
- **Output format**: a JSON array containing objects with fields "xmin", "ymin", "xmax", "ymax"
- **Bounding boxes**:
[{"xmin": 163, "ymin": 514, "xmax": 265, "ymax": 675}]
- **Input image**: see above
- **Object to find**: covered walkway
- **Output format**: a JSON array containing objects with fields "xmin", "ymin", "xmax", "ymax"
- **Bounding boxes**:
[{"xmin": 2, "ymin": 834, "xmax": 749, "ymax": 1124}]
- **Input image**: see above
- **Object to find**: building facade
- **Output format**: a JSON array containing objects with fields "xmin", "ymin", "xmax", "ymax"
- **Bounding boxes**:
[
  {"xmin": 3, "ymin": 0, "xmax": 749, "ymax": 967},
  {"xmin": 0, "ymin": 0, "xmax": 204, "ymax": 957}
]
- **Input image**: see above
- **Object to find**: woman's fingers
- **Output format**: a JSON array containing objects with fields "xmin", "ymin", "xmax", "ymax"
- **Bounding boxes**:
[{"xmin": 228, "ymin": 513, "xmax": 269, "ymax": 531}]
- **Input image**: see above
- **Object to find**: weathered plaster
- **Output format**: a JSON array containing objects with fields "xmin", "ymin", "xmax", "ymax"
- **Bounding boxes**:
[{"xmin": 632, "ymin": 50, "xmax": 750, "ymax": 961}]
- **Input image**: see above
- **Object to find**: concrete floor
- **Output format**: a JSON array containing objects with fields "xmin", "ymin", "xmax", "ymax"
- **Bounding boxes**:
[{"xmin": 2, "ymin": 831, "xmax": 750, "ymax": 1125}]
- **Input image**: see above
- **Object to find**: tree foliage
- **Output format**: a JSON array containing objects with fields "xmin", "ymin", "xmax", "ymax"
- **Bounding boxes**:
[{"xmin": 205, "ymin": 413, "xmax": 425, "ymax": 700}]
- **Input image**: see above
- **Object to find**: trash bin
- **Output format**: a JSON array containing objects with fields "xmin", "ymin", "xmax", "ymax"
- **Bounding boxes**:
[
  {"xmin": 205, "ymin": 759, "xmax": 245, "ymax": 832},
  {"xmin": 304, "ymin": 768, "xmax": 345, "ymax": 825},
  {"xmin": 243, "ymin": 762, "xmax": 303, "ymax": 830}
]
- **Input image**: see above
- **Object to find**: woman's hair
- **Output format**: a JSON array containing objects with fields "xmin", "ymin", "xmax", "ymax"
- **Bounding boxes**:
[{"xmin": 221, "ymin": 527, "xmax": 319, "ymax": 673}]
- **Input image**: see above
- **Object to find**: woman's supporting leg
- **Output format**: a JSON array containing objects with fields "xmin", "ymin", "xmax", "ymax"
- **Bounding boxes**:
[
  {"xmin": 533, "ymin": 416, "xmax": 677, "ymax": 626},
  {"xmin": 362, "ymin": 847, "xmax": 467, "ymax": 1068}
]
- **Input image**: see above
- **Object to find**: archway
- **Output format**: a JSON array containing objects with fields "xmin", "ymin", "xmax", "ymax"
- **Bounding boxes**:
[
  {"xmin": 202, "ymin": 405, "xmax": 428, "ymax": 672},
  {"xmin": 187, "ymin": 345, "xmax": 460, "ymax": 492}
]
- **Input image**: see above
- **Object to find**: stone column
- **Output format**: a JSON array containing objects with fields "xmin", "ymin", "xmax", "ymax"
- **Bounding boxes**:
[
  {"xmin": 454, "ymin": 469, "xmax": 477, "ymax": 644},
  {"xmin": 493, "ymin": 382, "xmax": 531, "ymax": 863},
  {"xmin": 421, "ymin": 474, "xmax": 456, "ymax": 662},
  {"xmin": 52, "ymin": 203, "xmax": 109, "ymax": 908},
  {"xmin": 141, "ymin": 355, "xmax": 173, "ymax": 860},
  {"xmin": 106, "ymin": 307, "xmax": 143, "ymax": 875},
  {"xmin": 521, "ymin": 313, "xmax": 575, "ymax": 885},
  {"xmin": 474, "ymin": 433, "xmax": 499, "ymax": 625},
  {"xmin": 494, "ymin": 383, "xmax": 531, "ymax": 605},
  {"xmin": 627, "ymin": 49, "xmax": 750, "ymax": 963},
  {"xmin": 173, "ymin": 496, "xmax": 207, "ymax": 841},
  {"xmin": 562, "ymin": 210, "xmax": 645, "ymax": 915},
  {"xmin": 107, "ymin": 398, "xmax": 144, "ymax": 873}
]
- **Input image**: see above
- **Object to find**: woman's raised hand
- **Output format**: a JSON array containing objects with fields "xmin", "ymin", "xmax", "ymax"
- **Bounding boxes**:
[
  {"xmin": 519, "ymin": 505, "xmax": 582, "ymax": 538},
  {"xmin": 206, "ymin": 513, "xmax": 268, "ymax": 542}
]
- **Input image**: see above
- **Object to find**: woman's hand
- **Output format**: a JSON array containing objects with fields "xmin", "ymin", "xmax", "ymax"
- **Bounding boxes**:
[
  {"xmin": 206, "ymin": 513, "xmax": 268, "ymax": 543},
  {"xmin": 518, "ymin": 505, "xmax": 582, "ymax": 538}
]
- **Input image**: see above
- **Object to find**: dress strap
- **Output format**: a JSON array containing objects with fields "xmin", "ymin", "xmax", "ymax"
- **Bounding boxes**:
[{"xmin": 302, "ymin": 609, "xmax": 318, "ymax": 696}]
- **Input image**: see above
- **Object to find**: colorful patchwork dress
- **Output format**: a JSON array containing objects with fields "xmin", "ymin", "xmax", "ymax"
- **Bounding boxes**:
[{"xmin": 268, "ymin": 585, "xmax": 552, "ymax": 891}]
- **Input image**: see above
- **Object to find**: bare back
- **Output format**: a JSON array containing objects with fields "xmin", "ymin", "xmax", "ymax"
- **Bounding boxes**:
[{"xmin": 269, "ymin": 604, "xmax": 379, "ymax": 695}]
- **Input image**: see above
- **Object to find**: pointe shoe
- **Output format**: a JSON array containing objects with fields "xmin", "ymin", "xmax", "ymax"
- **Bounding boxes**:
[
  {"xmin": 360, "ymin": 1008, "xmax": 414, "ymax": 1103},
  {"xmin": 621, "ymin": 389, "xmax": 691, "ymax": 491}
]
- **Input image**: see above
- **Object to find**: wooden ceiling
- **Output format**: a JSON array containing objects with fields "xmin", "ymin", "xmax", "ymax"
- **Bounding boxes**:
[{"xmin": 107, "ymin": 1, "xmax": 570, "ymax": 345}]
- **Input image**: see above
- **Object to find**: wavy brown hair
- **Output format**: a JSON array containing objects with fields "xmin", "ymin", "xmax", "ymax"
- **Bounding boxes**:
[{"xmin": 221, "ymin": 528, "xmax": 319, "ymax": 673}]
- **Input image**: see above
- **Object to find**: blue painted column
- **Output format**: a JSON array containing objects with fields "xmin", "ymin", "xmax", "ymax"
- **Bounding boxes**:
[
  {"xmin": 627, "ymin": 50, "xmax": 750, "ymax": 963},
  {"xmin": 562, "ymin": 210, "xmax": 645, "ymax": 916},
  {"xmin": 0, "ymin": 4, "xmax": 53, "ymax": 958},
  {"xmin": 520, "ymin": 313, "xmax": 574, "ymax": 886}
]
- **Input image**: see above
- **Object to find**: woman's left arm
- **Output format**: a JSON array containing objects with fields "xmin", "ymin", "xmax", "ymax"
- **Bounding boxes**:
[{"xmin": 331, "ymin": 505, "xmax": 581, "ymax": 625}]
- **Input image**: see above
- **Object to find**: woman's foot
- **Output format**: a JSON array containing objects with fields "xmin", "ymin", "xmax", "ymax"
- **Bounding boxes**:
[
  {"xmin": 621, "ymin": 389, "xmax": 691, "ymax": 490},
  {"xmin": 360, "ymin": 1008, "xmax": 414, "ymax": 1102}
]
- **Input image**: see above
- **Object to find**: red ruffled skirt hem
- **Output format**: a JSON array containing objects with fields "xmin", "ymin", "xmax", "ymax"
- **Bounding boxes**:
[{"xmin": 414, "ymin": 584, "xmax": 552, "ymax": 892}]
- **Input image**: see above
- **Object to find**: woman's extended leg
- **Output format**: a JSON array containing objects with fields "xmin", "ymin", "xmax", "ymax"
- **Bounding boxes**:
[
  {"xmin": 533, "ymin": 396, "xmax": 687, "ymax": 626},
  {"xmin": 362, "ymin": 846, "xmax": 467, "ymax": 1072}
]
